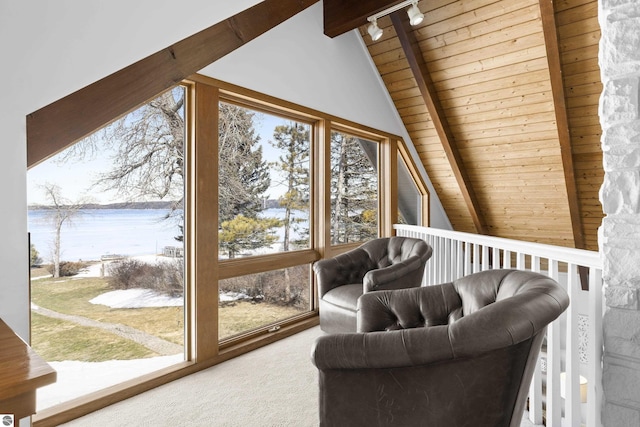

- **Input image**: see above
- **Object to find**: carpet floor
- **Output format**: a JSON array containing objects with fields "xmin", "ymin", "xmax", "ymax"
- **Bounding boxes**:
[
  {"xmin": 61, "ymin": 326, "xmax": 323, "ymax": 427},
  {"xmin": 60, "ymin": 325, "xmax": 541, "ymax": 427}
]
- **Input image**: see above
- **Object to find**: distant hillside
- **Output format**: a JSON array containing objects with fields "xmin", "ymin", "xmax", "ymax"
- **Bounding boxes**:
[
  {"xmin": 28, "ymin": 201, "xmax": 180, "ymax": 210},
  {"xmin": 28, "ymin": 199, "xmax": 284, "ymax": 210}
]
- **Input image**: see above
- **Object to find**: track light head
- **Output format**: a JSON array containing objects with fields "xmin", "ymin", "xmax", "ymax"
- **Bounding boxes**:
[
  {"xmin": 367, "ymin": 19, "xmax": 383, "ymax": 41},
  {"xmin": 407, "ymin": 2, "xmax": 424, "ymax": 26},
  {"xmin": 366, "ymin": 1, "xmax": 424, "ymax": 42}
]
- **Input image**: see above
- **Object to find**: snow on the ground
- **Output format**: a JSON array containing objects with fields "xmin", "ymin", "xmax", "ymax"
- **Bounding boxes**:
[
  {"xmin": 38, "ymin": 354, "xmax": 184, "ymax": 410},
  {"xmin": 90, "ymin": 288, "xmax": 183, "ymax": 308},
  {"xmin": 35, "ymin": 253, "xmax": 253, "ymax": 410},
  {"xmin": 33, "ymin": 255, "xmax": 255, "ymax": 411}
]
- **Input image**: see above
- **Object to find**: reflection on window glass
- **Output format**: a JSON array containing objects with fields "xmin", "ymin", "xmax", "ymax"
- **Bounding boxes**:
[
  {"xmin": 398, "ymin": 156, "xmax": 421, "ymax": 225},
  {"xmin": 27, "ymin": 86, "xmax": 186, "ymax": 410},
  {"xmin": 218, "ymin": 265, "xmax": 312, "ymax": 340},
  {"xmin": 330, "ymin": 131, "xmax": 378, "ymax": 245},
  {"xmin": 218, "ymin": 102, "xmax": 311, "ymax": 259}
]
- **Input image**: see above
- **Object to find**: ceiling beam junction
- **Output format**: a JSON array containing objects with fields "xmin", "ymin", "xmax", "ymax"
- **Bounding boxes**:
[{"xmin": 323, "ymin": 0, "xmax": 406, "ymax": 37}]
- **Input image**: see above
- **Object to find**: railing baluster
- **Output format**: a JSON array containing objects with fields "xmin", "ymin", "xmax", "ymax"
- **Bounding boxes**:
[
  {"xmin": 546, "ymin": 260, "xmax": 562, "ymax": 427},
  {"xmin": 492, "ymin": 247, "xmax": 500, "ymax": 269},
  {"xmin": 444, "ymin": 238, "xmax": 452, "ymax": 283},
  {"xmin": 456, "ymin": 240, "xmax": 464, "ymax": 280},
  {"xmin": 464, "ymin": 242, "xmax": 472, "ymax": 276},
  {"xmin": 472, "ymin": 243, "xmax": 480, "ymax": 273},
  {"xmin": 481, "ymin": 245, "xmax": 489, "ymax": 270},
  {"xmin": 532, "ymin": 256, "xmax": 541, "ymax": 273},
  {"xmin": 516, "ymin": 252, "xmax": 525, "ymax": 269},
  {"xmin": 528, "ymin": 358, "xmax": 544, "ymax": 425},
  {"xmin": 430, "ymin": 234, "xmax": 437, "ymax": 285},
  {"xmin": 528, "ymin": 254, "xmax": 543, "ymax": 424}
]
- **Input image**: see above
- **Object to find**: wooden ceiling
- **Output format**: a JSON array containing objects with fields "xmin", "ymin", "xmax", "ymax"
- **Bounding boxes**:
[{"xmin": 324, "ymin": 0, "xmax": 602, "ymax": 251}]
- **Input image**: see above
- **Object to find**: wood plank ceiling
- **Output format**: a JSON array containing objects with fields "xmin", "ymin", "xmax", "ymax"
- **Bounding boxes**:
[{"xmin": 325, "ymin": 0, "xmax": 602, "ymax": 251}]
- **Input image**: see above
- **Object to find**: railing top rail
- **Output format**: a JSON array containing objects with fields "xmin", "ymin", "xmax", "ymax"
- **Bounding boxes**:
[{"xmin": 394, "ymin": 225, "xmax": 602, "ymax": 269}]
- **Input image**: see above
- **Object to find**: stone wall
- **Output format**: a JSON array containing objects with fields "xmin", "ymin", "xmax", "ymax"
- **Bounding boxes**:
[{"xmin": 599, "ymin": 1, "xmax": 640, "ymax": 425}]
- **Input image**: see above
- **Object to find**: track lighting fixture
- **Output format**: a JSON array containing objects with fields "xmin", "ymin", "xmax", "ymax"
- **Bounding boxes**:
[
  {"xmin": 367, "ymin": 19, "xmax": 383, "ymax": 41},
  {"xmin": 407, "ymin": 2, "xmax": 424, "ymax": 26},
  {"xmin": 366, "ymin": 1, "xmax": 424, "ymax": 42}
]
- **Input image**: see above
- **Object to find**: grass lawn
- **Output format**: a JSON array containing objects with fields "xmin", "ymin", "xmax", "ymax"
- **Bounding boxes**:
[
  {"xmin": 31, "ymin": 312, "xmax": 158, "ymax": 362},
  {"xmin": 31, "ymin": 273, "xmax": 308, "ymax": 362},
  {"xmin": 219, "ymin": 301, "xmax": 306, "ymax": 340},
  {"xmin": 31, "ymin": 276, "xmax": 184, "ymax": 345}
]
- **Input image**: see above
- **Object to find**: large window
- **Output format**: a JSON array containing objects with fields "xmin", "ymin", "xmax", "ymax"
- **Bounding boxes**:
[
  {"xmin": 28, "ymin": 86, "xmax": 187, "ymax": 410},
  {"xmin": 27, "ymin": 76, "xmax": 429, "ymax": 422},
  {"xmin": 216, "ymin": 99, "xmax": 313, "ymax": 340}
]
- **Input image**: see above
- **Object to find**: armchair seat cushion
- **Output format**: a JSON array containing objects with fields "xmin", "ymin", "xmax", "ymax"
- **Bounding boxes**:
[{"xmin": 321, "ymin": 284, "xmax": 362, "ymax": 311}]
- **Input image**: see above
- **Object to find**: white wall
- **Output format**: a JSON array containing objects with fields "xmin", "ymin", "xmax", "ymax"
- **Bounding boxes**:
[
  {"xmin": 0, "ymin": 0, "xmax": 263, "ymax": 339},
  {"xmin": 0, "ymin": 0, "xmax": 449, "ymax": 340}
]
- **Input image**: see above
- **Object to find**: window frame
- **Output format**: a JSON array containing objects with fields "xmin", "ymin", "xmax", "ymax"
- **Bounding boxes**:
[{"xmin": 28, "ymin": 74, "xmax": 430, "ymax": 424}]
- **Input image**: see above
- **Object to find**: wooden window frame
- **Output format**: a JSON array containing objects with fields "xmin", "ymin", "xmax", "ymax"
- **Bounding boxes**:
[
  {"xmin": 30, "ymin": 74, "xmax": 428, "ymax": 426},
  {"xmin": 327, "ymin": 124, "xmax": 387, "ymax": 250},
  {"xmin": 398, "ymin": 139, "xmax": 430, "ymax": 227}
]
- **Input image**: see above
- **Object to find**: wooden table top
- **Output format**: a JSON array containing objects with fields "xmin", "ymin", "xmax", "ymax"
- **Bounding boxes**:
[{"xmin": 0, "ymin": 318, "xmax": 56, "ymax": 401}]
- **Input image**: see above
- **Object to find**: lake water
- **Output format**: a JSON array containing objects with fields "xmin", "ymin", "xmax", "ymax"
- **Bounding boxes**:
[
  {"xmin": 28, "ymin": 208, "xmax": 308, "ymax": 262},
  {"xmin": 28, "ymin": 209, "xmax": 182, "ymax": 262}
]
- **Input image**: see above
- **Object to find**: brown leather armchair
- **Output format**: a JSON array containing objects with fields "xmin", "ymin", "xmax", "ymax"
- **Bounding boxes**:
[
  {"xmin": 313, "ymin": 236, "xmax": 432, "ymax": 333},
  {"xmin": 311, "ymin": 269, "xmax": 569, "ymax": 427}
]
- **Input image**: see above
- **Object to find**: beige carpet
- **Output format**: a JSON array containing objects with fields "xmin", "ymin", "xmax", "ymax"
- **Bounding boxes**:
[
  {"xmin": 61, "ymin": 325, "xmax": 541, "ymax": 427},
  {"xmin": 61, "ymin": 326, "xmax": 323, "ymax": 427}
]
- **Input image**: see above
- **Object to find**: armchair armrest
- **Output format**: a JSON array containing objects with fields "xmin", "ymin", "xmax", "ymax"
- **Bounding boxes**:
[
  {"xmin": 312, "ymin": 291, "xmax": 559, "ymax": 372},
  {"xmin": 362, "ymin": 256, "xmax": 423, "ymax": 292},
  {"xmin": 310, "ymin": 326, "xmax": 453, "ymax": 371}
]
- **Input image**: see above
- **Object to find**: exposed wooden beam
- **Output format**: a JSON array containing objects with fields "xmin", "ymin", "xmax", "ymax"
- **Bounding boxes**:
[
  {"xmin": 323, "ymin": 0, "xmax": 405, "ymax": 38},
  {"xmin": 27, "ymin": 0, "xmax": 319, "ymax": 168},
  {"xmin": 538, "ymin": 0, "xmax": 585, "ymax": 250},
  {"xmin": 390, "ymin": 11, "xmax": 488, "ymax": 235}
]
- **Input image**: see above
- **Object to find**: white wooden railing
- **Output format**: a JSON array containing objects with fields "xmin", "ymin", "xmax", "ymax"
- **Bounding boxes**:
[{"xmin": 395, "ymin": 225, "xmax": 604, "ymax": 427}]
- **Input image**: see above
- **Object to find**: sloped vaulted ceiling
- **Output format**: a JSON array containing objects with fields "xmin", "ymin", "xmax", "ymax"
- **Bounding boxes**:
[{"xmin": 325, "ymin": 0, "xmax": 602, "ymax": 251}]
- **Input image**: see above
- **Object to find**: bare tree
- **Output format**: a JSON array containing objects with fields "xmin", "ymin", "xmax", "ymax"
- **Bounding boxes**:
[
  {"xmin": 40, "ymin": 184, "xmax": 84, "ymax": 278},
  {"xmin": 63, "ymin": 89, "xmax": 272, "ymax": 246},
  {"xmin": 93, "ymin": 88, "xmax": 185, "ymax": 203}
]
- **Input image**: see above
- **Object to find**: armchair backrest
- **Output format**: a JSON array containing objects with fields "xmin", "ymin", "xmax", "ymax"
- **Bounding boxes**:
[
  {"xmin": 313, "ymin": 236, "xmax": 432, "ymax": 297},
  {"xmin": 361, "ymin": 236, "xmax": 432, "ymax": 269},
  {"xmin": 358, "ymin": 269, "xmax": 569, "ymax": 338}
]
